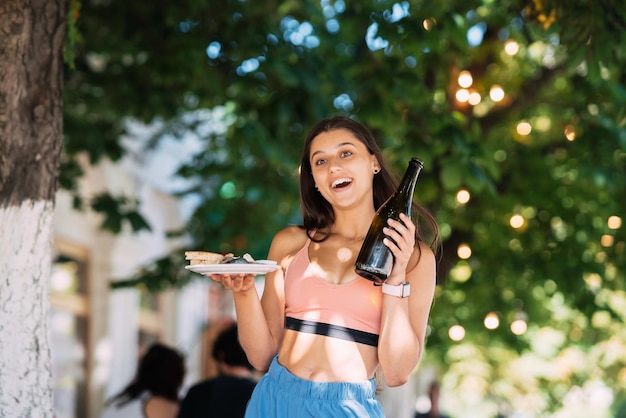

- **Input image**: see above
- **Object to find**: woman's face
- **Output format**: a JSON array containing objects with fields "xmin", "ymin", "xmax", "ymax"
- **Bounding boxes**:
[{"xmin": 308, "ymin": 128, "xmax": 379, "ymax": 210}]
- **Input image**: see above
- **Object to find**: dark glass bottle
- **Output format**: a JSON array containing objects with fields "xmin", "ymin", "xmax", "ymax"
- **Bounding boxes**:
[{"xmin": 355, "ymin": 157, "xmax": 424, "ymax": 284}]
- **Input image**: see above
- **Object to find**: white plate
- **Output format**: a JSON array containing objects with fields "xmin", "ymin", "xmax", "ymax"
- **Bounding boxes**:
[{"xmin": 185, "ymin": 261, "xmax": 280, "ymax": 275}]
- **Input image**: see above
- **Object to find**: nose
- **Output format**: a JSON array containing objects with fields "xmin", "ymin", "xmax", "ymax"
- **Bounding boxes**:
[{"xmin": 328, "ymin": 157, "xmax": 342, "ymax": 173}]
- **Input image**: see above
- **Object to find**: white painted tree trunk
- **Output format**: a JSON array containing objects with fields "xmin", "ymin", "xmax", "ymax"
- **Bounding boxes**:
[
  {"xmin": 0, "ymin": 201, "xmax": 54, "ymax": 416},
  {"xmin": 0, "ymin": 0, "xmax": 68, "ymax": 415}
]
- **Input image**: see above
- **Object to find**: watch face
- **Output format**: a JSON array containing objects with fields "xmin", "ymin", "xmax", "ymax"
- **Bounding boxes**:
[{"xmin": 402, "ymin": 283, "xmax": 410, "ymax": 297}]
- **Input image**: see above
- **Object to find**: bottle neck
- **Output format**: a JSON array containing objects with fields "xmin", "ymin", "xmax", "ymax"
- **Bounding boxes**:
[{"xmin": 397, "ymin": 159, "xmax": 423, "ymax": 198}]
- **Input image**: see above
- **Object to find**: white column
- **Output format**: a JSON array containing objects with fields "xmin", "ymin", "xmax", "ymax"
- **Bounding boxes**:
[{"xmin": 103, "ymin": 288, "xmax": 140, "ymax": 399}]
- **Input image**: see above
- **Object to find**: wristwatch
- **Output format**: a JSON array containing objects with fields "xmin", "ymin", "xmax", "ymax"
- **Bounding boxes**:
[{"xmin": 382, "ymin": 282, "xmax": 411, "ymax": 298}]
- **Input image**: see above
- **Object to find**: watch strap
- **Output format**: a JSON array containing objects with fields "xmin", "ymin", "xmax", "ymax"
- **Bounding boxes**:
[{"xmin": 382, "ymin": 282, "xmax": 410, "ymax": 298}]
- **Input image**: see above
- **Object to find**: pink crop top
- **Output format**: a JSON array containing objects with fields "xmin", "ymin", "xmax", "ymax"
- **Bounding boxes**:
[{"xmin": 284, "ymin": 237, "xmax": 382, "ymax": 346}]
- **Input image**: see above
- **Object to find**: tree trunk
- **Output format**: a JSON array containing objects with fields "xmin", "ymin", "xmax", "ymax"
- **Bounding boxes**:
[{"xmin": 0, "ymin": 0, "xmax": 68, "ymax": 416}]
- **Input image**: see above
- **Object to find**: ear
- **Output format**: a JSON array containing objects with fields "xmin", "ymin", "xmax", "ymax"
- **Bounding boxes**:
[{"xmin": 370, "ymin": 155, "xmax": 381, "ymax": 172}]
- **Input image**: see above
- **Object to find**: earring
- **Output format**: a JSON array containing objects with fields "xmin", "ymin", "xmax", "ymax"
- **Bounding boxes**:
[{"xmin": 373, "ymin": 168, "xmax": 380, "ymax": 174}]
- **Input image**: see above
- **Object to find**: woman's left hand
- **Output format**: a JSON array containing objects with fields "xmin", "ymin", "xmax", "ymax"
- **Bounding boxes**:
[{"xmin": 383, "ymin": 213, "xmax": 416, "ymax": 282}]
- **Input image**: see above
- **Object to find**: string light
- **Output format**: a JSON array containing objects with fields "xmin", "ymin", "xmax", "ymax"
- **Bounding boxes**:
[
  {"xmin": 504, "ymin": 39, "xmax": 519, "ymax": 55},
  {"xmin": 455, "ymin": 71, "xmax": 481, "ymax": 107},
  {"xmin": 608, "ymin": 216, "xmax": 622, "ymax": 229},
  {"xmin": 468, "ymin": 91, "xmax": 481, "ymax": 105},
  {"xmin": 458, "ymin": 71, "xmax": 473, "ymax": 88},
  {"xmin": 448, "ymin": 325, "xmax": 465, "ymax": 341},
  {"xmin": 516, "ymin": 121, "xmax": 532, "ymax": 136},
  {"xmin": 456, "ymin": 88, "xmax": 470, "ymax": 103},
  {"xmin": 564, "ymin": 124, "xmax": 576, "ymax": 141},
  {"xmin": 456, "ymin": 188, "xmax": 471, "ymax": 204},
  {"xmin": 489, "ymin": 85, "xmax": 505, "ymax": 102},
  {"xmin": 484, "ymin": 312, "xmax": 499, "ymax": 329},
  {"xmin": 457, "ymin": 244, "xmax": 472, "ymax": 259},
  {"xmin": 601, "ymin": 235, "xmax": 614, "ymax": 247},
  {"xmin": 509, "ymin": 214, "xmax": 525, "ymax": 229},
  {"xmin": 511, "ymin": 311, "xmax": 528, "ymax": 335},
  {"xmin": 510, "ymin": 319, "xmax": 527, "ymax": 335},
  {"xmin": 423, "ymin": 18, "xmax": 436, "ymax": 31}
]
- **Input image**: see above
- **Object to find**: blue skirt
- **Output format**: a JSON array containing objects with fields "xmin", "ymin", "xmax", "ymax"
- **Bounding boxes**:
[{"xmin": 245, "ymin": 356, "xmax": 385, "ymax": 417}]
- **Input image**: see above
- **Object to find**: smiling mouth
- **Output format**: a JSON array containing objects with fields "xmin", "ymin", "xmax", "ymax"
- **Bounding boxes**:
[{"xmin": 332, "ymin": 178, "xmax": 352, "ymax": 189}]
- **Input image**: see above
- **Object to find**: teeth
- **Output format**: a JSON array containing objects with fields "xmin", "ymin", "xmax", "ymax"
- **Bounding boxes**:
[{"xmin": 332, "ymin": 178, "xmax": 351, "ymax": 188}]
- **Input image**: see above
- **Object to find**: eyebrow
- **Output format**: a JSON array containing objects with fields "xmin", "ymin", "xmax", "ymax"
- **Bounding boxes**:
[{"xmin": 310, "ymin": 141, "xmax": 356, "ymax": 160}]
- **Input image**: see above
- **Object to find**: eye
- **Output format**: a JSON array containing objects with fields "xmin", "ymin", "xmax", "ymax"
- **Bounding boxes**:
[
  {"xmin": 314, "ymin": 158, "xmax": 327, "ymax": 166},
  {"xmin": 340, "ymin": 150, "xmax": 353, "ymax": 158}
]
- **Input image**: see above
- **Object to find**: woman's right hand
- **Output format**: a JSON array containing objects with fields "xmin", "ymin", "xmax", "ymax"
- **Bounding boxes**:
[{"xmin": 206, "ymin": 273, "xmax": 257, "ymax": 293}]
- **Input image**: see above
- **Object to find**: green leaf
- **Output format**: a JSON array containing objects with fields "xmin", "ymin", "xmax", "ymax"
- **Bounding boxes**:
[{"xmin": 126, "ymin": 211, "xmax": 152, "ymax": 232}]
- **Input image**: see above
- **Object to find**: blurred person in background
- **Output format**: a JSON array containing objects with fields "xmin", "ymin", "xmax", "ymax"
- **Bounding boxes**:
[
  {"xmin": 178, "ymin": 322, "xmax": 257, "ymax": 418},
  {"xmin": 101, "ymin": 343, "xmax": 185, "ymax": 418},
  {"xmin": 415, "ymin": 381, "xmax": 450, "ymax": 418}
]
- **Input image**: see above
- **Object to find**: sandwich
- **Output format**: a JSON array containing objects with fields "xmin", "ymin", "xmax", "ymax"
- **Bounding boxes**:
[
  {"xmin": 184, "ymin": 251, "xmax": 255, "ymax": 265},
  {"xmin": 184, "ymin": 251, "xmax": 231, "ymax": 265}
]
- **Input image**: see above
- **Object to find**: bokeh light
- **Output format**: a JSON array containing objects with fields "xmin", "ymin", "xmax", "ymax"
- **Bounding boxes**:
[
  {"xmin": 564, "ymin": 124, "xmax": 576, "ymax": 141},
  {"xmin": 219, "ymin": 181, "xmax": 237, "ymax": 199},
  {"xmin": 489, "ymin": 85, "xmax": 505, "ymax": 102},
  {"xmin": 484, "ymin": 312, "xmax": 500, "ymax": 330},
  {"xmin": 449, "ymin": 325, "xmax": 466, "ymax": 341},
  {"xmin": 450, "ymin": 262, "xmax": 472, "ymax": 283},
  {"xmin": 504, "ymin": 39, "xmax": 519, "ymax": 55},
  {"xmin": 468, "ymin": 91, "xmax": 482, "ymax": 105},
  {"xmin": 423, "ymin": 18, "xmax": 436, "ymax": 31},
  {"xmin": 511, "ymin": 319, "xmax": 528, "ymax": 335},
  {"xmin": 456, "ymin": 89, "xmax": 470, "ymax": 103},
  {"xmin": 516, "ymin": 121, "xmax": 532, "ymax": 136},
  {"xmin": 608, "ymin": 216, "xmax": 622, "ymax": 229},
  {"xmin": 458, "ymin": 71, "xmax": 473, "ymax": 88},
  {"xmin": 601, "ymin": 235, "xmax": 614, "ymax": 247},
  {"xmin": 457, "ymin": 244, "xmax": 472, "ymax": 259},
  {"xmin": 510, "ymin": 214, "xmax": 525, "ymax": 229},
  {"xmin": 456, "ymin": 188, "xmax": 471, "ymax": 204}
]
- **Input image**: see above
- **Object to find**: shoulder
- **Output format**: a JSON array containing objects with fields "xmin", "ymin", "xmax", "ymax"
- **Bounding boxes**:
[
  {"xmin": 416, "ymin": 240, "xmax": 436, "ymax": 264},
  {"xmin": 184, "ymin": 379, "xmax": 214, "ymax": 396},
  {"xmin": 144, "ymin": 396, "xmax": 178, "ymax": 418},
  {"xmin": 268, "ymin": 225, "xmax": 309, "ymax": 260},
  {"xmin": 273, "ymin": 225, "xmax": 307, "ymax": 243},
  {"xmin": 407, "ymin": 241, "xmax": 436, "ymax": 278}
]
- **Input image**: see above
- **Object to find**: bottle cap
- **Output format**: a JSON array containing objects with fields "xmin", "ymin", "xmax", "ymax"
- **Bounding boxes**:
[{"xmin": 410, "ymin": 157, "xmax": 424, "ymax": 167}]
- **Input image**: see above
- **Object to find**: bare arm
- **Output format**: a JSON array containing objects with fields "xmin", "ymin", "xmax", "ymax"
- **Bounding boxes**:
[
  {"xmin": 207, "ymin": 226, "xmax": 304, "ymax": 372},
  {"xmin": 232, "ymin": 279, "xmax": 277, "ymax": 371},
  {"xmin": 377, "ymin": 214, "xmax": 437, "ymax": 386}
]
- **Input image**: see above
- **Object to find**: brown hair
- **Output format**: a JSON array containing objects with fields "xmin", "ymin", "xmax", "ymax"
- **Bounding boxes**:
[{"xmin": 298, "ymin": 116, "xmax": 439, "ymax": 251}]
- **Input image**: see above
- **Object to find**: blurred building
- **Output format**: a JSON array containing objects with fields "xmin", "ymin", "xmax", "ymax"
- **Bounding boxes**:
[{"xmin": 51, "ymin": 127, "xmax": 235, "ymax": 418}]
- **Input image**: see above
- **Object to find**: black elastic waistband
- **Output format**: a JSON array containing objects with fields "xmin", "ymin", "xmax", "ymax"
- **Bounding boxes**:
[{"xmin": 285, "ymin": 317, "xmax": 379, "ymax": 347}]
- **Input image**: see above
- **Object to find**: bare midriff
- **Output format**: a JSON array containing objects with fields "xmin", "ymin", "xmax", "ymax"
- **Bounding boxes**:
[{"xmin": 277, "ymin": 328, "xmax": 379, "ymax": 382}]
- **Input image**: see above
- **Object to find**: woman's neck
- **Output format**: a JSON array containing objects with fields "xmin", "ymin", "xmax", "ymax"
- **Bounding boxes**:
[{"xmin": 330, "ymin": 207, "xmax": 376, "ymax": 240}]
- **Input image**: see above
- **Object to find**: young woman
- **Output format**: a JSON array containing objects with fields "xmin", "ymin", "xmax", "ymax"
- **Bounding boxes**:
[
  {"xmin": 208, "ymin": 116, "xmax": 439, "ymax": 417},
  {"xmin": 100, "ymin": 343, "xmax": 185, "ymax": 418}
]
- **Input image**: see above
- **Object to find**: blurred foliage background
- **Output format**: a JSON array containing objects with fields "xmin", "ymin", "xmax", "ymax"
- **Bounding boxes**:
[{"xmin": 62, "ymin": 0, "xmax": 626, "ymax": 416}]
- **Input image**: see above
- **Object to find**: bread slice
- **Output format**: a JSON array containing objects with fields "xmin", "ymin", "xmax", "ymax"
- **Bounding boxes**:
[{"xmin": 184, "ymin": 251, "xmax": 232, "ymax": 265}]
